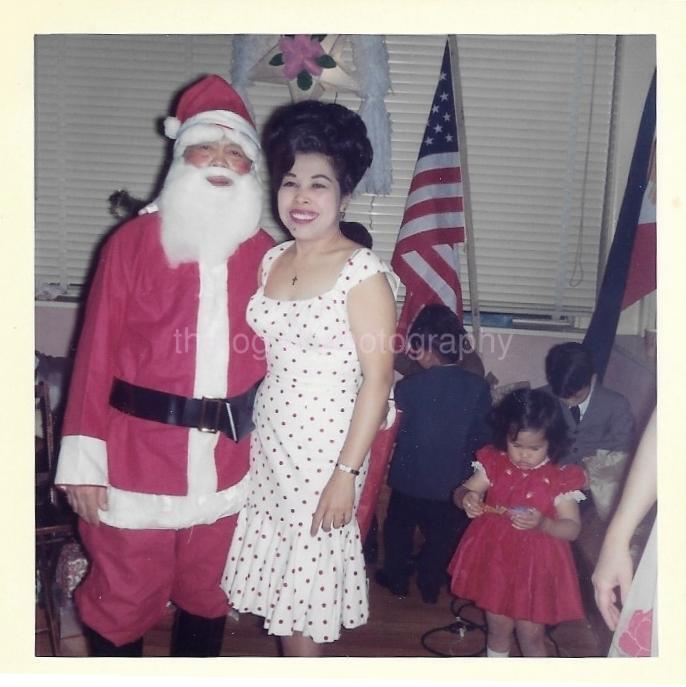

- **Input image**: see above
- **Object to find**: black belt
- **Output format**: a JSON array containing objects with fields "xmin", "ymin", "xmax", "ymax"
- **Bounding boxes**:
[{"xmin": 109, "ymin": 377, "xmax": 262, "ymax": 443}]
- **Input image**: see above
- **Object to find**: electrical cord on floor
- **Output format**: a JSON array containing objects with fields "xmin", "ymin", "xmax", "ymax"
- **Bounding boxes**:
[
  {"xmin": 544, "ymin": 624, "xmax": 562, "ymax": 657},
  {"xmin": 420, "ymin": 598, "xmax": 562, "ymax": 657},
  {"xmin": 420, "ymin": 599, "xmax": 487, "ymax": 657}
]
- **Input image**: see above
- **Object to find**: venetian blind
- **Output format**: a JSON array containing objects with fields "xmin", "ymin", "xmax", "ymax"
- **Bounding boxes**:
[{"xmin": 35, "ymin": 34, "xmax": 615, "ymax": 317}]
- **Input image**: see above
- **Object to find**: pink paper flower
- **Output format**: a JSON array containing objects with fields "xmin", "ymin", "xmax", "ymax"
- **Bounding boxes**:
[
  {"xmin": 617, "ymin": 609, "xmax": 653, "ymax": 657},
  {"xmin": 278, "ymin": 35, "xmax": 325, "ymax": 80}
]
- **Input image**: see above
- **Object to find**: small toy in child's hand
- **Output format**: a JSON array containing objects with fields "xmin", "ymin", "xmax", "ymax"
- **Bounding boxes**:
[
  {"xmin": 481, "ymin": 504, "xmax": 508, "ymax": 515},
  {"xmin": 481, "ymin": 504, "xmax": 534, "ymax": 517},
  {"xmin": 508, "ymin": 506, "xmax": 533, "ymax": 516}
]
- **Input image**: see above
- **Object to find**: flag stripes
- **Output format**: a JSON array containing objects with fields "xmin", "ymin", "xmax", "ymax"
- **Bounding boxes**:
[{"xmin": 391, "ymin": 41, "xmax": 466, "ymax": 337}]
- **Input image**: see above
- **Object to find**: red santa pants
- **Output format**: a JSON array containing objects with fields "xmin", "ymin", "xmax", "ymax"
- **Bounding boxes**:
[{"xmin": 75, "ymin": 514, "xmax": 237, "ymax": 646}]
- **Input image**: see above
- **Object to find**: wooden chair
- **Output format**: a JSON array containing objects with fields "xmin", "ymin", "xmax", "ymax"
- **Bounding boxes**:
[{"xmin": 35, "ymin": 381, "xmax": 77, "ymax": 656}]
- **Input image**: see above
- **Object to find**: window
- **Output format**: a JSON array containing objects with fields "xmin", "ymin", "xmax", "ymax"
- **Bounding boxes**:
[{"xmin": 35, "ymin": 34, "xmax": 615, "ymax": 319}]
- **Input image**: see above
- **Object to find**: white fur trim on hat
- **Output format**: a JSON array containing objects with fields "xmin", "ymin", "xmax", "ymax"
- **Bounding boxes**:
[{"xmin": 167, "ymin": 109, "xmax": 260, "ymax": 161}]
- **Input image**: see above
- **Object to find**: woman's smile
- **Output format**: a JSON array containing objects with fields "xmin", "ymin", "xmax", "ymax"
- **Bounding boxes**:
[{"xmin": 289, "ymin": 208, "xmax": 319, "ymax": 223}]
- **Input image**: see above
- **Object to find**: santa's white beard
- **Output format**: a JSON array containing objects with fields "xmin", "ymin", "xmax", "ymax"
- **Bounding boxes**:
[{"xmin": 158, "ymin": 161, "xmax": 262, "ymax": 267}]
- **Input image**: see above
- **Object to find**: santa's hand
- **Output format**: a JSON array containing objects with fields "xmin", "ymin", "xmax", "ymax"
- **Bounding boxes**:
[
  {"xmin": 310, "ymin": 470, "xmax": 355, "ymax": 536},
  {"xmin": 61, "ymin": 485, "xmax": 108, "ymax": 525}
]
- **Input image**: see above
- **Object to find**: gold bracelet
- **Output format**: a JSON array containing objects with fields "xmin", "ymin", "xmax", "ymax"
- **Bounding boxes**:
[{"xmin": 335, "ymin": 463, "xmax": 360, "ymax": 476}]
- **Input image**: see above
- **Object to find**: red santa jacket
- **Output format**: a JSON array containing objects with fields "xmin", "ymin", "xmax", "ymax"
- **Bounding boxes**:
[{"xmin": 60, "ymin": 211, "xmax": 273, "ymax": 496}]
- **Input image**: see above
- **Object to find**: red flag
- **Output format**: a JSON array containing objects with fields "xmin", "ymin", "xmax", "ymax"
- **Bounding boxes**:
[
  {"xmin": 391, "ymin": 41, "xmax": 465, "ymax": 338},
  {"xmin": 622, "ymin": 135, "xmax": 656, "ymax": 309},
  {"xmin": 583, "ymin": 72, "xmax": 655, "ymax": 378},
  {"xmin": 356, "ymin": 410, "xmax": 402, "ymax": 541}
]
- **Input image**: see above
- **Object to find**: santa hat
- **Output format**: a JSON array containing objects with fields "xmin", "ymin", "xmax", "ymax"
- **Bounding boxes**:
[{"xmin": 164, "ymin": 75, "xmax": 260, "ymax": 161}]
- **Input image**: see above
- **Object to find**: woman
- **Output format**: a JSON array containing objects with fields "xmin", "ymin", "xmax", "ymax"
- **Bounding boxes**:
[
  {"xmin": 221, "ymin": 100, "xmax": 398, "ymax": 657},
  {"xmin": 592, "ymin": 410, "xmax": 657, "ymax": 657}
]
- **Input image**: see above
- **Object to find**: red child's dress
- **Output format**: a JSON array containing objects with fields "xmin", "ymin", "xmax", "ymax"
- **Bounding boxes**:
[{"xmin": 448, "ymin": 445, "xmax": 587, "ymax": 625}]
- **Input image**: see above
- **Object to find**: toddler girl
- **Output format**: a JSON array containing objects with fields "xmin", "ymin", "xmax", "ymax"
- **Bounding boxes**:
[{"xmin": 449, "ymin": 388, "xmax": 587, "ymax": 657}]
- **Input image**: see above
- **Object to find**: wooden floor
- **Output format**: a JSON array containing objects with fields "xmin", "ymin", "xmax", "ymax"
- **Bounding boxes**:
[
  {"xmin": 36, "ymin": 560, "xmax": 606, "ymax": 658},
  {"xmin": 36, "ymin": 484, "xmax": 614, "ymax": 658}
]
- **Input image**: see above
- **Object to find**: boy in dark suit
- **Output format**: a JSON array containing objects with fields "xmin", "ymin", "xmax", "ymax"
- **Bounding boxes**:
[
  {"xmin": 375, "ymin": 305, "xmax": 492, "ymax": 603},
  {"xmin": 543, "ymin": 342, "xmax": 635, "ymax": 466}
]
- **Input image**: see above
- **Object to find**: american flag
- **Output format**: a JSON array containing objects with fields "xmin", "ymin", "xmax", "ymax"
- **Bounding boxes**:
[{"xmin": 391, "ymin": 41, "xmax": 465, "ymax": 338}]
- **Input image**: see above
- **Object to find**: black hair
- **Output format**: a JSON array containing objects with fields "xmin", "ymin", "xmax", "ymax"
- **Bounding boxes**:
[
  {"xmin": 339, "ymin": 221, "xmax": 373, "ymax": 249},
  {"xmin": 545, "ymin": 342, "xmax": 595, "ymax": 399},
  {"xmin": 262, "ymin": 100, "xmax": 373, "ymax": 198},
  {"xmin": 490, "ymin": 388, "xmax": 569, "ymax": 462},
  {"xmin": 406, "ymin": 303, "xmax": 470, "ymax": 364}
]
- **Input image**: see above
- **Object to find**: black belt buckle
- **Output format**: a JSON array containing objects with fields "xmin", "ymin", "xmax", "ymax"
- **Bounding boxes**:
[{"xmin": 198, "ymin": 397, "xmax": 225, "ymax": 435}]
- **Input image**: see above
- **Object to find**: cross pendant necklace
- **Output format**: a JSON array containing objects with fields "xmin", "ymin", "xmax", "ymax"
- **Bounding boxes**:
[{"xmin": 291, "ymin": 275, "xmax": 298, "ymax": 286}]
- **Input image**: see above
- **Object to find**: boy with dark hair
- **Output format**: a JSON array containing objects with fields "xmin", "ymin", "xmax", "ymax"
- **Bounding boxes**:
[
  {"xmin": 375, "ymin": 304, "xmax": 491, "ymax": 603},
  {"xmin": 543, "ymin": 342, "xmax": 634, "ymax": 466}
]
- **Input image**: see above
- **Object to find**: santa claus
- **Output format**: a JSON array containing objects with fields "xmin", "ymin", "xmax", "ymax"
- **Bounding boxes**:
[{"xmin": 55, "ymin": 75, "xmax": 274, "ymax": 656}]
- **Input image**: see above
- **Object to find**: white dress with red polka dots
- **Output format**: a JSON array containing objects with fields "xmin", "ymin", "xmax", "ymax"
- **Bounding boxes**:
[{"xmin": 221, "ymin": 241, "xmax": 398, "ymax": 643}]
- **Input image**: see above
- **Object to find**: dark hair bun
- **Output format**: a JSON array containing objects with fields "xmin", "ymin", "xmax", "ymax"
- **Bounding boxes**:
[{"xmin": 263, "ymin": 100, "xmax": 373, "ymax": 197}]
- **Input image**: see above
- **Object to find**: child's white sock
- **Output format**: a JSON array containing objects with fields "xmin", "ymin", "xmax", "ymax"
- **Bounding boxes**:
[{"xmin": 486, "ymin": 646, "xmax": 510, "ymax": 658}]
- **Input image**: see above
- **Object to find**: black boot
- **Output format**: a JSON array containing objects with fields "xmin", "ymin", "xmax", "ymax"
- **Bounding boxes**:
[
  {"xmin": 85, "ymin": 626, "xmax": 143, "ymax": 657},
  {"xmin": 169, "ymin": 608, "xmax": 226, "ymax": 657}
]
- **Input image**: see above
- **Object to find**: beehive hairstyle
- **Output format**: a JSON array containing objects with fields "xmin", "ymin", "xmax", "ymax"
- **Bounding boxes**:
[
  {"xmin": 339, "ymin": 221, "xmax": 373, "ymax": 249},
  {"xmin": 262, "ymin": 100, "xmax": 373, "ymax": 198}
]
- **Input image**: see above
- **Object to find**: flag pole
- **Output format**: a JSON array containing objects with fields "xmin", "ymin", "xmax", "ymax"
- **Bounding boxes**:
[{"xmin": 447, "ymin": 35, "xmax": 481, "ymax": 348}]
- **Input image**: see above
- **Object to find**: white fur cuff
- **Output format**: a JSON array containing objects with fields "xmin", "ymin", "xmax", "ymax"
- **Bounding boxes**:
[
  {"xmin": 55, "ymin": 435, "xmax": 109, "ymax": 486},
  {"xmin": 471, "ymin": 460, "xmax": 492, "ymax": 486},
  {"xmin": 554, "ymin": 489, "xmax": 587, "ymax": 506}
]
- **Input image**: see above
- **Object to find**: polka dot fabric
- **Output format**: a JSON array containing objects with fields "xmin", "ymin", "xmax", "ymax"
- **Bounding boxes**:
[{"xmin": 222, "ymin": 241, "xmax": 398, "ymax": 643}]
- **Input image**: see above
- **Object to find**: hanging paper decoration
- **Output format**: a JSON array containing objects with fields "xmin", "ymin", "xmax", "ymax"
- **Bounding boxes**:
[
  {"xmin": 231, "ymin": 34, "xmax": 392, "ymax": 195},
  {"xmin": 272, "ymin": 35, "xmax": 333, "ymax": 91},
  {"xmin": 248, "ymin": 34, "xmax": 359, "ymax": 102}
]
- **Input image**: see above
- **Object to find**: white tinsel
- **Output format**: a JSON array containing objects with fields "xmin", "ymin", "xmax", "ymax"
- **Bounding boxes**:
[
  {"xmin": 230, "ymin": 35, "xmax": 276, "ymax": 123},
  {"xmin": 351, "ymin": 35, "xmax": 392, "ymax": 195}
]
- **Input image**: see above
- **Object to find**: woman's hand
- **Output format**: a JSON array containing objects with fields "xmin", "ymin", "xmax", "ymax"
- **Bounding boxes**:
[
  {"xmin": 591, "ymin": 410, "xmax": 656, "ymax": 631},
  {"xmin": 462, "ymin": 490, "xmax": 485, "ymax": 519},
  {"xmin": 310, "ymin": 470, "xmax": 356, "ymax": 536},
  {"xmin": 510, "ymin": 507, "xmax": 543, "ymax": 530},
  {"xmin": 592, "ymin": 539, "xmax": 634, "ymax": 630}
]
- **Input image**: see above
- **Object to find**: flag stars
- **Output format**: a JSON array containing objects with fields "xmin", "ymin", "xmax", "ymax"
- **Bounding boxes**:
[
  {"xmin": 433, "ymin": 124, "xmax": 443, "ymax": 134},
  {"xmin": 445, "ymin": 134, "xmax": 454, "ymax": 143},
  {"xmin": 439, "ymin": 91, "xmax": 449, "ymax": 102},
  {"xmin": 425, "ymin": 136, "xmax": 434, "ymax": 146},
  {"xmin": 439, "ymin": 71, "xmax": 447, "ymax": 81},
  {"xmin": 443, "ymin": 113, "xmax": 451, "ymax": 122}
]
